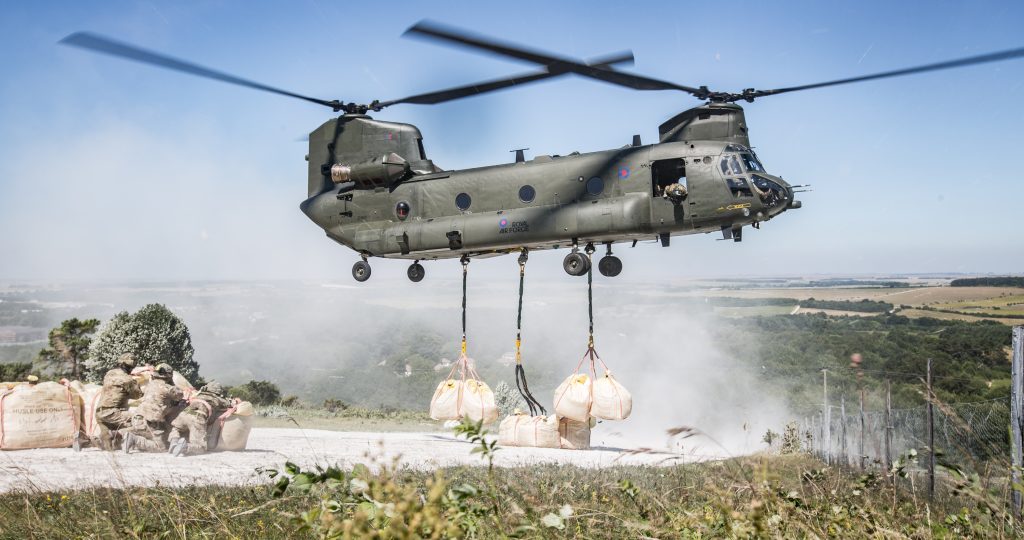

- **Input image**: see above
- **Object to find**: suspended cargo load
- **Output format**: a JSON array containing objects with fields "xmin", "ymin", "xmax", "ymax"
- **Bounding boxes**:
[
  {"xmin": 216, "ymin": 400, "xmax": 255, "ymax": 451},
  {"xmin": 429, "ymin": 379, "xmax": 463, "ymax": 421},
  {"xmin": 461, "ymin": 379, "xmax": 498, "ymax": 424},
  {"xmin": 0, "ymin": 381, "xmax": 81, "ymax": 450},
  {"xmin": 553, "ymin": 373, "xmax": 592, "ymax": 422},
  {"xmin": 590, "ymin": 370, "xmax": 632, "ymax": 421}
]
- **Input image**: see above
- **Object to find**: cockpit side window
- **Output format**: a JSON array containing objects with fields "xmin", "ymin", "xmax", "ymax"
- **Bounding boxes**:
[{"xmin": 720, "ymin": 155, "xmax": 742, "ymax": 175}]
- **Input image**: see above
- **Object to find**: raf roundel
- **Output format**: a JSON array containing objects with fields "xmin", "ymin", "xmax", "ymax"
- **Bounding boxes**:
[
  {"xmin": 618, "ymin": 166, "xmax": 630, "ymax": 179},
  {"xmin": 499, "ymin": 218, "xmax": 509, "ymax": 228}
]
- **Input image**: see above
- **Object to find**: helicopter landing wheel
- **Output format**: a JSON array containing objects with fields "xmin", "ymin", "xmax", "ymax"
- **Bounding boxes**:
[
  {"xmin": 563, "ymin": 251, "xmax": 590, "ymax": 277},
  {"xmin": 352, "ymin": 260, "xmax": 371, "ymax": 282},
  {"xmin": 598, "ymin": 255, "xmax": 622, "ymax": 277},
  {"xmin": 407, "ymin": 262, "xmax": 425, "ymax": 282}
]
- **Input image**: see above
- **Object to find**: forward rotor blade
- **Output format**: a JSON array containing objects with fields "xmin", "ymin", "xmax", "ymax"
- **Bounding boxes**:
[
  {"xmin": 377, "ymin": 50, "xmax": 634, "ymax": 107},
  {"xmin": 405, "ymin": 21, "xmax": 706, "ymax": 95},
  {"xmin": 744, "ymin": 45, "xmax": 1024, "ymax": 100},
  {"xmin": 59, "ymin": 32, "xmax": 344, "ymax": 110}
]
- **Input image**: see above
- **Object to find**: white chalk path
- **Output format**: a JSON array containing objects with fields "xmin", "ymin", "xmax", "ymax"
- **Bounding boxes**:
[{"xmin": 0, "ymin": 428, "xmax": 688, "ymax": 494}]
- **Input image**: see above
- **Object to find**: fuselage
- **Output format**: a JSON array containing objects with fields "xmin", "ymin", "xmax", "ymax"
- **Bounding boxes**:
[{"xmin": 301, "ymin": 138, "xmax": 795, "ymax": 260}]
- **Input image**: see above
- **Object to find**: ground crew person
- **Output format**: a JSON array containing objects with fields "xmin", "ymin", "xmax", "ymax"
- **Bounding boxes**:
[
  {"xmin": 95, "ymin": 353, "xmax": 143, "ymax": 450},
  {"xmin": 123, "ymin": 363, "xmax": 185, "ymax": 453},
  {"xmin": 168, "ymin": 381, "xmax": 232, "ymax": 457}
]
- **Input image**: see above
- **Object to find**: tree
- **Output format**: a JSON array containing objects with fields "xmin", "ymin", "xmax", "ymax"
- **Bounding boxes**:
[
  {"xmin": 34, "ymin": 318, "xmax": 100, "ymax": 379},
  {"xmin": 86, "ymin": 304, "xmax": 200, "ymax": 384},
  {"xmin": 229, "ymin": 380, "xmax": 281, "ymax": 406},
  {"xmin": 0, "ymin": 362, "xmax": 32, "ymax": 382}
]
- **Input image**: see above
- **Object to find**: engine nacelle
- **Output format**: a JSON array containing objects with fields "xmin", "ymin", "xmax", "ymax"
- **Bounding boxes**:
[{"xmin": 331, "ymin": 153, "xmax": 409, "ymax": 189}]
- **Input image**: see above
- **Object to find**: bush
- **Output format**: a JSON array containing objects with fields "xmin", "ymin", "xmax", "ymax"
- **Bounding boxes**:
[
  {"xmin": 493, "ymin": 380, "xmax": 524, "ymax": 416},
  {"xmin": 85, "ymin": 304, "xmax": 199, "ymax": 384},
  {"xmin": 322, "ymin": 399, "xmax": 348, "ymax": 412},
  {"xmin": 229, "ymin": 380, "xmax": 281, "ymax": 406}
]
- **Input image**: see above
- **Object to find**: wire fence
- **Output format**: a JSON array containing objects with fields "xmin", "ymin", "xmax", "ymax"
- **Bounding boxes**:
[{"xmin": 803, "ymin": 398, "xmax": 1010, "ymax": 475}]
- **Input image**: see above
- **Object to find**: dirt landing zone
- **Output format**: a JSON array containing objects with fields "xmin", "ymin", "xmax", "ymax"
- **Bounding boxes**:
[{"xmin": 1, "ymin": 428, "xmax": 683, "ymax": 493}]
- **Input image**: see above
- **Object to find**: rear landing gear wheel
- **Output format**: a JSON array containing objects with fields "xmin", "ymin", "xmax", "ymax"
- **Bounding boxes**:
[
  {"xmin": 598, "ymin": 255, "xmax": 622, "ymax": 277},
  {"xmin": 563, "ymin": 251, "xmax": 590, "ymax": 276},
  {"xmin": 352, "ymin": 260, "xmax": 371, "ymax": 282},
  {"xmin": 407, "ymin": 262, "xmax": 425, "ymax": 282}
]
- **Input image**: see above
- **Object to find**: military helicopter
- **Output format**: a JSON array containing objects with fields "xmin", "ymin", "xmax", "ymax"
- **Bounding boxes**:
[{"xmin": 61, "ymin": 24, "xmax": 1024, "ymax": 282}]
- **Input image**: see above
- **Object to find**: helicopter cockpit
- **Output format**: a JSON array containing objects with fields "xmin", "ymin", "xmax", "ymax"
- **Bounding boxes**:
[{"xmin": 719, "ymin": 145, "xmax": 789, "ymax": 212}]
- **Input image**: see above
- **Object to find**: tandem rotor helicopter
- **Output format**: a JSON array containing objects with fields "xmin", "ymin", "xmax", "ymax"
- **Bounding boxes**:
[{"xmin": 61, "ymin": 23, "xmax": 1024, "ymax": 283}]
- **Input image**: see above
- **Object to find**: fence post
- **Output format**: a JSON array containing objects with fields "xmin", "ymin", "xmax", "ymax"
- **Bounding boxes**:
[
  {"xmin": 1011, "ymin": 326, "xmax": 1023, "ymax": 517},
  {"xmin": 823, "ymin": 368, "xmax": 831, "ymax": 464},
  {"xmin": 885, "ymin": 379, "xmax": 893, "ymax": 475},
  {"xmin": 840, "ymin": 395, "xmax": 848, "ymax": 467},
  {"xmin": 927, "ymin": 357, "xmax": 935, "ymax": 500},
  {"xmin": 859, "ymin": 387, "xmax": 866, "ymax": 470}
]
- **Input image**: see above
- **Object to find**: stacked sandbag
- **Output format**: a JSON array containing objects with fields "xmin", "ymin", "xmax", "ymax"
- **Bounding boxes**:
[
  {"xmin": 590, "ymin": 370, "xmax": 633, "ymax": 421},
  {"xmin": 0, "ymin": 381, "xmax": 81, "ymax": 450},
  {"xmin": 498, "ymin": 413, "xmax": 560, "ymax": 448},
  {"xmin": 558, "ymin": 417, "xmax": 591, "ymax": 450},
  {"xmin": 553, "ymin": 373, "xmax": 592, "ymax": 422},
  {"xmin": 217, "ymin": 401, "xmax": 254, "ymax": 451},
  {"xmin": 68, "ymin": 381, "xmax": 104, "ymax": 440}
]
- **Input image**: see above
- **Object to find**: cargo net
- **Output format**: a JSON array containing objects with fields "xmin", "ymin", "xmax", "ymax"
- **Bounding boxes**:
[{"xmin": 428, "ymin": 257, "xmax": 497, "ymax": 424}]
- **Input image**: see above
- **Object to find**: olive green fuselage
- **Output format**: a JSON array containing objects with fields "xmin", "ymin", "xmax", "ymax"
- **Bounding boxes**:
[{"xmin": 299, "ymin": 103, "xmax": 798, "ymax": 260}]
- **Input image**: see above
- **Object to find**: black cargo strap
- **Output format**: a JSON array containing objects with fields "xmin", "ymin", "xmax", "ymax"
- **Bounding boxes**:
[
  {"xmin": 460, "ymin": 256, "xmax": 469, "ymax": 356},
  {"xmin": 514, "ymin": 253, "xmax": 545, "ymax": 416},
  {"xmin": 586, "ymin": 248, "xmax": 595, "ymax": 348}
]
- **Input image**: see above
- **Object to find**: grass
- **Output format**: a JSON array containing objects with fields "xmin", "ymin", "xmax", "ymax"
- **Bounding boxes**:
[{"xmin": 1, "ymin": 452, "xmax": 1020, "ymax": 538}]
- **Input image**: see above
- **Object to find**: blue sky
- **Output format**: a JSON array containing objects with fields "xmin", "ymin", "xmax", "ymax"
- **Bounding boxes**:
[{"xmin": 1, "ymin": 1, "xmax": 1022, "ymax": 282}]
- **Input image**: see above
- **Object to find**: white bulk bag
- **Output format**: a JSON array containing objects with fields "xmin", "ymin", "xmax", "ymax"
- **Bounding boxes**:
[
  {"xmin": 70, "ymin": 381, "xmax": 104, "ymax": 439},
  {"xmin": 429, "ymin": 379, "xmax": 463, "ymax": 421},
  {"xmin": 217, "ymin": 401, "xmax": 255, "ymax": 451},
  {"xmin": 460, "ymin": 379, "xmax": 498, "ymax": 424},
  {"xmin": 0, "ymin": 381, "xmax": 81, "ymax": 450},
  {"xmin": 514, "ymin": 415, "xmax": 560, "ymax": 448},
  {"xmin": 558, "ymin": 417, "xmax": 591, "ymax": 450},
  {"xmin": 553, "ymin": 373, "xmax": 592, "ymax": 422},
  {"xmin": 590, "ymin": 371, "xmax": 632, "ymax": 421},
  {"xmin": 498, "ymin": 413, "xmax": 524, "ymax": 446}
]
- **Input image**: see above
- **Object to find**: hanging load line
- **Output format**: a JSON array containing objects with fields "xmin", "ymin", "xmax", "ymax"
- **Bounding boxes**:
[{"xmin": 513, "ymin": 249, "xmax": 545, "ymax": 416}]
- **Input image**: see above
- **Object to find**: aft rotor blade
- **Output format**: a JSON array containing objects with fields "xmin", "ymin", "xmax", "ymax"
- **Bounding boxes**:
[
  {"xmin": 405, "ymin": 21, "xmax": 707, "ymax": 95},
  {"xmin": 377, "ymin": 50, "xmax": 635, "ymax": 107},
  {"xmin": 744, "ymin": 45, "xmax": 1024, "ymax": 100},
  {"xmin": 59, "ymin": 32, "xmax": 345, "ymax": 110}
]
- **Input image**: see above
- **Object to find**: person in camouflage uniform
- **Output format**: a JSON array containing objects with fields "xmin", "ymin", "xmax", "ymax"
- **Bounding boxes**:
[
  {"xmin": 168, "ymin": 381, "xmax": 233, "ymax": 457},
  {"xmin": 95, "ymin": 353, "xmax": 143, "ymax": 449},
  {"xmin": 123, "ymin": 363, "xmax": 185, "ymax": 453}
]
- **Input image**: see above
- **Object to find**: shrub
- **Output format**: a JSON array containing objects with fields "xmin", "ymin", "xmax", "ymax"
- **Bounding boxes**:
[
  {"xmin": 230, "ymin": 380, "xmax": 281, "ymax": 406},
  {"xmin": 85, "ymin": 304, "xmax": 199, "ymax": 384}
]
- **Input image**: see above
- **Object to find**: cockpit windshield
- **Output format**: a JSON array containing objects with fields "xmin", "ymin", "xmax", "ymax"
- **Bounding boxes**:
[
  {"xmin": 740, "ymin": 153, "xmax": 763, "ymax": 172},
  {"xmin": 720, "ymin": 152, "xmax": 765, "ymax": 175},
  {"xmin": 719, "ymin": 155, "xmax": 742, "ymax": 175}
]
